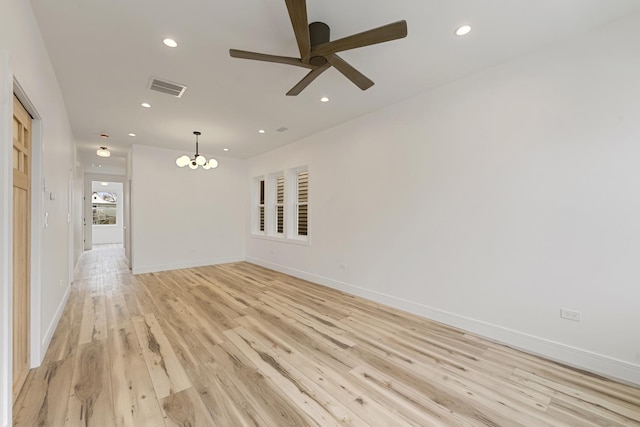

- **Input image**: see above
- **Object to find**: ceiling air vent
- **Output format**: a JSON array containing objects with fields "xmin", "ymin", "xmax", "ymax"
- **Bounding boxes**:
[{"xmin": 147, "ymin": 77, "xmax": 187, "ymax": 98}]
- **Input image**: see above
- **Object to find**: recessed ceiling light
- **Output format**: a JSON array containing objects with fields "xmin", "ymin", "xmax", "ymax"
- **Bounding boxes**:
[
  {"xmin": 163, "ymin": 38, "xmax": 178, "ymax": 48},
  {"xmin": 223, "ymin": 148, "xmax": 229, "ymax": 152},
  {"xmin": 258, "ymin": 129, "xmax": 265, "ymax": 134},
  {"xmin": 128, "ymin": 133, "xmax": 136, "ymax": 137},
  {"xmin": 455, "ymin": 25, "xmax": 471, "ymax": 36},
  {"xmin": 320, "ymin": 97, "xmax": 329, "ymax": 103},
  {"xmin": 141, "ymin": 102, "xmax": 151, "ymax": 108}
]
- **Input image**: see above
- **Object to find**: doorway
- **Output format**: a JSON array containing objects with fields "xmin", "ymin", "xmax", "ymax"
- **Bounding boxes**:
[
  {"xmin": 12, "ymin": 95, "xmax": 31, "ymax": 401},
  {"xmin": 89, "ymin": 181, "xmax": 124, "ymax": 248}
]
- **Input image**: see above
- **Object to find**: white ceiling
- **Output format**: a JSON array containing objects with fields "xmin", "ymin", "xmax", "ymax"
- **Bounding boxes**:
[
  {"xmin": 91, "ymin": 180, "xmax": 123, "ymax": 193},
  {"xmin": 29, "ymin": 0, "xmax": 640, "ymax": 173}
]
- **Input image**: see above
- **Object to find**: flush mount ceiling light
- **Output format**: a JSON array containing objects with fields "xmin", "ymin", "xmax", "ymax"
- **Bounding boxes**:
[
  {"xmin": 141, "ymin": 102, "xmax": 151, "ymax": 108},
  {"xmin": 455, "ymin": 25, "xmax": 472, "ymax": 36},
  {"xmin": 176, "ymin": 131, "xmax": 218, "ymax": 170},
  {"xmin": 96, "ymin": 146, "xmax": 111, "ymax": 157}
]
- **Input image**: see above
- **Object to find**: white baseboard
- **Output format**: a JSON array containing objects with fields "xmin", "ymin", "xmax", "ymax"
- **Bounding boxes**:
[
  {"xmin": 132, "ymin": 256, "xmax": 245, "ymax": 275},
  {"xmin": 246, "ymin": 257, "xmax": 640, "ymax": 387},
  {"xmin": 40, "ymin": 283, "xmax": 71, "ymax": 364}
]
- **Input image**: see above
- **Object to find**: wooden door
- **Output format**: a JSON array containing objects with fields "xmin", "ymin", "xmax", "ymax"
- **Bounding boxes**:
[{"xmin": 12, "ymin": 95, "xmax": 31, "ymax": 401}]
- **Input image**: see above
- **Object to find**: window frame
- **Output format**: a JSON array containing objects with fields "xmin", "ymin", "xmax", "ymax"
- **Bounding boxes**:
[
  {"xmin": 253, "ymin": 177, "xmax": 266, "ymax": 235},
  {"xmin": 251, "ymin": 166, "xmax": 309, "ymax": 245}
]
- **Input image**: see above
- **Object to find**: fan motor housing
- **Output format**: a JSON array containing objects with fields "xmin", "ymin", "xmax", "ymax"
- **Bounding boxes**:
[
  {"xmin": 309, "ymin": 22, "xmax": 330, "ymax": 65},
  {"xmin": 309, "ymin": 22, "xmax": 330, "ymax": 46}
]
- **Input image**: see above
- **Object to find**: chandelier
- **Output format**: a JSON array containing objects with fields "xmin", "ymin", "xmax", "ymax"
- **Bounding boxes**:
[{"xmin": 175, "ymin": 131, "xmax": 218, "ymax": 170}]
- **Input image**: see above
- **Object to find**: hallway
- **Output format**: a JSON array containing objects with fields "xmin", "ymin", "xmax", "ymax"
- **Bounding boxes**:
[{"xmin": 12, "ymin": 246, "xmax": 640, "ymax": 426}]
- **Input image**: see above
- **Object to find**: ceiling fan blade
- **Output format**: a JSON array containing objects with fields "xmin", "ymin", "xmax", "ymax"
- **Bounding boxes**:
[
  {"xmin": 310, "ymin": 20, "xmax": 407, "ymax": 57},
  {"xmin": 229, "ymin": 49, "xmax": 314, "ymax": 69},
  {"xmin": 286, "ymin": 63, "xmax": 330, "ymax": 96},
  {"xmin": 327, "ymin": 54, "xmax": 374, "ymax": 91},
  {"xmin": 284, "ymin": 0, "xmax": 311, "ymax": 61}
]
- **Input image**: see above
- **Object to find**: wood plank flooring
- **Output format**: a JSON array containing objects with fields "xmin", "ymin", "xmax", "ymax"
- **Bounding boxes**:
[{"xmin": 13, "ymin": 245, "xmax": 640, "ymax": 426}]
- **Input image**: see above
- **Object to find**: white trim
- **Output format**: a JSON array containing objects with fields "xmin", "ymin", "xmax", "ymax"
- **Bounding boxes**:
[
  {"xmin": 249, "ymin": 233, "xmax": 310, "ymax": 246},
  {"xmin": 68, "ymin": 167, "xmax": 75, "ymax": 286},
  {"xmin": 246, "ymin": 256, "xmax": 640, "ymax": 388},
  {"xmin": 0, "ymin": 49, "xmax": 13, "ymax": 427},
  {"xmin": 132, "ymin": 256, "xmax": 245, "ymax": 275},
  {"xmin": 41, "ymin": 283, "xmax": 71, "ymax": 354}
]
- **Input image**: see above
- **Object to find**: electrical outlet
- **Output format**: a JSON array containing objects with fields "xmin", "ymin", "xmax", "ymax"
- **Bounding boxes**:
[{"xmin": 560, "ymin": 308, "xmax": 582, "ymax": 322}]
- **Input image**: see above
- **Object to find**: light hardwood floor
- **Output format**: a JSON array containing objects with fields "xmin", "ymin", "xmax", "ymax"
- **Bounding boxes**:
[{"xmin": 13, "ymin": 245, "xmax": 640, "ymax": 426}]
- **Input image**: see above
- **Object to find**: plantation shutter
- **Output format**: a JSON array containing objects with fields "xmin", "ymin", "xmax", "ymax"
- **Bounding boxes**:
[
  {"xmin": 276, "ymin": 176, "xmax": 284, "ymax": 234},
  {"xmin": 297, "ymin": 171, "xmax": 308, "ymax": 236}
]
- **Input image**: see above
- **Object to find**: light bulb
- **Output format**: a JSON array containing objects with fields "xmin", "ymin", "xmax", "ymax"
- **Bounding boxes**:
[
  {"xmin": 208, "ymin": 158, "xmax": 218, "ymax": 169},
  {"xmin": 203, "ymin": 163, "xmax": 211, "ymax": 170},
  {"xmin": 195, "ymin": 155, "xmax": 206, "ymax": 166},
  {"xmin": 176, "ymin": 155, "xmax": 189, "ymax": 167},
  {"xmin": 188, "ymin": 161, "xmax": 198, "ymax": 169}
]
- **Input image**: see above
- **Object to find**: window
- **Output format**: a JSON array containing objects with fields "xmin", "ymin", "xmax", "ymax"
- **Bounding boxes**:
[
  {"xmin": 276, "ymin": 175, "xmax": 284, "ymax": 234},
  {"xmin": 296, "ymin": 171, "xmax": 308, "ymax": 236},
  {"xmin": 92, "ymin": 191, "xmax": 117, "ymax": 225},
  {"xmin": 252, "ymin": 166, "xmax": 308, "ymax": 243},
  {"xmin": 258, "ymin": 179, "xmax": 265, "ymax": 232}
]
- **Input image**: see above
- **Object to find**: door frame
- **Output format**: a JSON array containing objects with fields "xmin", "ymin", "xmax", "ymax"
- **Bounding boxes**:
[
  {"xmin": 84, "ymin": 173, "xmax": 128, "ymax": 254},
  {"xmin": 0, "ymin": 49, "xmax": 13, "ymax": 427},
  {"xmin": 0, "ymin": 59, "xmax": 44, "ymax": 425},
  {"xmin": 13, "ymin": 80, "xmax": 43, "ymax": 373}
]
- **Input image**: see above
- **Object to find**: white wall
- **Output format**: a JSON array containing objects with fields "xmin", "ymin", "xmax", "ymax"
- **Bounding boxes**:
[
  {"xmin": 0, "ymin": 1, "xmax": 77, "ymax": 425},
  {"xmin": 247, "ymin": 13, "xmax": 640, "ymax": 386},
  {"xmin": 131, "ymin": 144, "xmax": 246, "ymax": 274},
  {"xmin": 91, "ymin": 181, "xmax": 124, "ymax": 245}
]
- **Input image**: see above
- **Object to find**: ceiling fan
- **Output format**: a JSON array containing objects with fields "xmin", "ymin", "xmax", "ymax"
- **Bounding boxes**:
[{"xmin": 229, "ymin": 0, "xmax": 407, "ymax": 96}]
